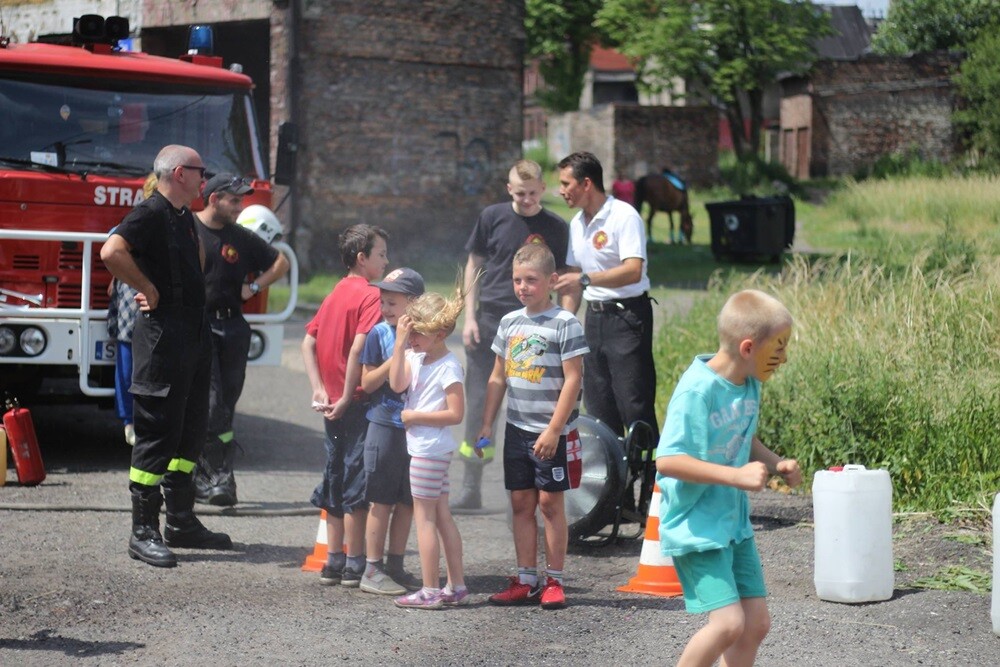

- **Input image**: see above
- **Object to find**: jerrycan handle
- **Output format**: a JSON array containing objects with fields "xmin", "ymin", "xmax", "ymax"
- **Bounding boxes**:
[{"xmin": 841, "ymin": 464, "xmax": 867, "ymax": 472}]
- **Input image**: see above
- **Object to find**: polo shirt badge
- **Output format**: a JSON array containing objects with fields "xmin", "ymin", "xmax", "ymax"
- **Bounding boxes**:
[
  {"xmin": 593, "ymin": 231, "xmax": 609, "ymax": 250},
  {"xmin": 221, "ymin": 244, "xmax": 240, "ymax": 264}
]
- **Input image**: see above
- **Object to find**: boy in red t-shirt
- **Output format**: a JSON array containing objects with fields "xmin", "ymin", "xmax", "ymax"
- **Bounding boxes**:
[{"xmin": 302, "ymin": 224, "xmax": 389, "ymax": 586}]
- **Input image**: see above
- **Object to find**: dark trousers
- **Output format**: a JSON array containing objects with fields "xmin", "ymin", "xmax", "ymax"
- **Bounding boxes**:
[
  {"xmin": 129, "ymin": 305, "xmax": 212, "ymax": 492},
  {"xmin": 207, "ymin": 317, "xmax": 251, "ymax": 438},
  {"xmin": 583, "ymin": 296, "xmax": 660, "ymax": 441},
  {"xmin": 461, "ymin": 307, "xmax": 506, "ymax": 462}
]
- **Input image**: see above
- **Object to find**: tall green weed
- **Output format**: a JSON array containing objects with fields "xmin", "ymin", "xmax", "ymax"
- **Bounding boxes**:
[{"xmin": 654, "ymin": 253, "xmax": 1000, "ymax": 512}]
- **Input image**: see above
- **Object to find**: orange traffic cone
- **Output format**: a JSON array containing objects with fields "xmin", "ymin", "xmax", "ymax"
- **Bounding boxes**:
[
  {"xmin": 617, "ymin": 482, "xmax": 684, "ymax": 597},
  {"xmin": 302, "ymin": 509, "xmax": 349, "ymax": 572},
  {"xmin": 302, "ymin": 510, "xmax": 329, "ymax": 572}
]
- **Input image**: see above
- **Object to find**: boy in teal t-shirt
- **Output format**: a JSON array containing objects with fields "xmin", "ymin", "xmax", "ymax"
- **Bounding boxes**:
[{"xmin": 655, "ymin": 289, "xmax": 802, "ymax": 666}]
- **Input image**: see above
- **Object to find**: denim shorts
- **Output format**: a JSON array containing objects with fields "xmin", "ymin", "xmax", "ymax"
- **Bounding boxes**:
[
  {"xmin": 502, "ymin": 422, "xmax": 569, "ymax": 492},
  {"xmin": 363, "ymin": 421, "xmax": 412, "ymax": 506},
  {"xmin": 310, "ymin": 401, "xmax": 369, "ymax": 518},
  {"xmin": 672, "ymin": 536, "xmax": 768, "ymax": 614}
]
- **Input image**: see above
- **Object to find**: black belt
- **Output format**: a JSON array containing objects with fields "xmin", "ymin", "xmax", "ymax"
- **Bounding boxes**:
[
  {"xmin": 210, "ymin": 307, "xmax": 239, "ymax": 320},
  {"xmin": 587, "ymin": 293, "xmax": 649, "ymax": 313}
]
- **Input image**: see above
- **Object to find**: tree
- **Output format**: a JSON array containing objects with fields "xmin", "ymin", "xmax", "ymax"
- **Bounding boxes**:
[
  {"xmin": 525, "ymin": 0, "xmax": 606, "ymax": 113},
  {"xmin": 871, "ymin": 0, "xmax": 1000, "ymax": 166},
  {"xmin": 596, "ymin": 0, "xmax": 831, "ymax": 159},
  {"xmin": 955, "ymin": 27, "xmax": 1000, "ymax": 165},
  {"xmin": 871, "ymin": 0, "xmax": 1000, "ymax": 55}
]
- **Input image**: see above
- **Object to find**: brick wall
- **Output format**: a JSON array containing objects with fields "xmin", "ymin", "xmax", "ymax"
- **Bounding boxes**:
[
  {"xmin": 548, "ymin": 105, "xmax": 718, "ymax": 187},
  {"xmin": 807, "ymin": 52, "xmax": 961, "ymax": 177},
  {"xmin": 614, "ymin": 106, "xmax": 718, "ymax": 186},
  {"xmin": 294, "ymin": 0, "xmax": 525, "ymax": 272}
]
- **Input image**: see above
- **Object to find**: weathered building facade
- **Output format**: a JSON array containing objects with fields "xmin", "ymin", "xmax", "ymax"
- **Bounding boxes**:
[
  {"xmin": 293, "ymin": 2, "xmax": 524, "ymax": 267},
  {"xmin": 549, "ymin": 105, "xmax": 718, "ymax": 187},
  {"xmin": 780, "ymin": 52, "xmax": 961, "ymax": 179}
]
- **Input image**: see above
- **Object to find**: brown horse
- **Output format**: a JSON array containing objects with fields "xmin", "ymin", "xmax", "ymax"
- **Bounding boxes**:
[{"xmin": 634, "ymin": 173, "xmax": 693, "ymax": 244}]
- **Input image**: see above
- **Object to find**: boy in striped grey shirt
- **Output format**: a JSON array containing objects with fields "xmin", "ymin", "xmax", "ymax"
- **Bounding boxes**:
[{"xmin": 478, "ymin": 243, "xmax": 589, "ymax": 609}]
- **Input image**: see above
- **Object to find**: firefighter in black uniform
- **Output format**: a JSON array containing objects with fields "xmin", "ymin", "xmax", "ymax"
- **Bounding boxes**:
[
  {"xmin": 101, "ymin": 144, "xmax": 232, "ymax": 568},
  {"xmin": 193, "ymin": 173, "xmax": 289, "ymax": 506}
]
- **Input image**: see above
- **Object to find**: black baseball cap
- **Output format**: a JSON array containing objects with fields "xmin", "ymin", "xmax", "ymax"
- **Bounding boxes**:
[
  {"xmin": 373, "ymin": 267, "xmax": 425, "ymax": 297},
  {"xmin": 203, "ymin": 173, "xmax": 254, "ymax": 202}
]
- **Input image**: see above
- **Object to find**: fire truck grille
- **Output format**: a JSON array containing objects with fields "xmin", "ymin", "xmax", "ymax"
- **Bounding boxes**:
[
  {"xmin": 55, "ymin": 283, "xmax": 111, "ymax": 309},
  {"xmin": 58, "ymin": 247, "xmax": 84, "ymax": 270},
  {"xmin": 12, "ymin": 254, "xmax": 41, "ymax": 270}
]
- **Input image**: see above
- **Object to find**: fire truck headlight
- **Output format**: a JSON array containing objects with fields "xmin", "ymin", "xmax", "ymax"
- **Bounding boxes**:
[
  {"xmin": 0, "ymin": 327, "xmax": 15, "ymax": 355},
  {"xmin": 19, "ymin": 327, "xmax": 46, "ymax": 356},
  {"xmin": 247, "ymin": 330, "xmax": 265, "ymax": 361}
]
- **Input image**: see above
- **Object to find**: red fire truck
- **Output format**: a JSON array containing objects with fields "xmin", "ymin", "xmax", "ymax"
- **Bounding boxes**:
[{"xmin": 0, "ymin": 16, "xmax": 296, "ymax": 401}]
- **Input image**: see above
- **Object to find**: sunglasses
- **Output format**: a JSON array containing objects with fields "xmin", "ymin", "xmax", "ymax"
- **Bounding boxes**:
[
  {"xmin": 222, "ymin": 175, "xmax": 252, "ymax": 189},
  {"xmin": 206, "ymin": 175, "xmax": 252, "ymax": 199},
  {"xmin": 179, "ymin": 164, "xmax": 207, "ymax": 178}
]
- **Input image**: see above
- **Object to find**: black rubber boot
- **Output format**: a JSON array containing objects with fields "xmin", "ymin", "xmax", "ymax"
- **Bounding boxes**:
[
  {"xmin": 128, "ymin": 491, "xmax": 177, "ymax": 568},
  {"xmin": 194, "ymin": 437, "xmax": 238, "ymax": 506},
  {"xmin": 163, "ymin": 485, "xmax": 233, "ymax": 550},
  {"xmin": 449, "ymin": 460, "xmax": 484, "ymax": 512}
]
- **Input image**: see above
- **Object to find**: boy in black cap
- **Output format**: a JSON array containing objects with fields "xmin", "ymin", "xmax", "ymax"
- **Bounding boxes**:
[
  {"xmin": 194, "ymin": 173, "xmax": 290, "ymax": 506},
  {"xmin": 358, "ymin": 267, "xmax": 425, "ymax": 593}
]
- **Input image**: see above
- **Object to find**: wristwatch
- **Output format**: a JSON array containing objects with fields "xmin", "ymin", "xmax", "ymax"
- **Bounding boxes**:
[
  {"xmin": 579, "ymin": 273, "xmax": 591, "ymax": 288},
  {"xmin": 249, "ymin": 281, "xmax": 261, "ymax": 296}
]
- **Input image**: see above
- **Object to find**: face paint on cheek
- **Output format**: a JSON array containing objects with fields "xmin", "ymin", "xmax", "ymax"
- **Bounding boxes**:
[{"xmin": 754, "ymin": 329, "xmax": 790, "ymax": 381}]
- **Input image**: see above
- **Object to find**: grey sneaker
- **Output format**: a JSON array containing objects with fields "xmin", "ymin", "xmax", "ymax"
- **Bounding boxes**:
[
  {"xmin": 386, "ymin": 566, "xmax": 423, "ymax": 592},
  {"xmin": 360, "ymin": 564, "xmax": 406, "ymax": 596},
  {"xmin": 341, "ymin": 565, "xmax": 363, "ymax": 588}
]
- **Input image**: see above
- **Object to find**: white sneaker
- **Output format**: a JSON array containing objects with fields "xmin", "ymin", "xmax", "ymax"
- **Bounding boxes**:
[{"xmin": 124, "ymin": 423, "xmax": 136, "ymax": 447}]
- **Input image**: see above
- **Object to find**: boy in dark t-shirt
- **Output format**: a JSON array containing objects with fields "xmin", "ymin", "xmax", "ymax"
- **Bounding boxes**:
[{"xmin": 455, "ymin": 160, "xmax": 572, "ymax": 511}]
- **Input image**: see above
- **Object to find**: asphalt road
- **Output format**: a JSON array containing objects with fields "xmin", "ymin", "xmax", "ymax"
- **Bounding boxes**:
[{"xmin": 1, "ymin": 315, "xmax": 997, "ymax": 666}]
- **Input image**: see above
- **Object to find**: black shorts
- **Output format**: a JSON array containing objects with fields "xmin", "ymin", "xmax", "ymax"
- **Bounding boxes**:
[
  {"xmin": 363, "ymin": 421, "xmax": 412, "ymax": 506},
  {"xmin": 502, "ymin": 422, "xmax": 570, "ymax": 492}
]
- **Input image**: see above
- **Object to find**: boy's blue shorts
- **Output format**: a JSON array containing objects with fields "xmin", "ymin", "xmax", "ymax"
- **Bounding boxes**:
[
  {"xmin": 363, "ymin": 421, "xmax": 412, "ymax": 506},
  {"xmin": 672, "ymin": 536, "xmax": 768, "ymax": 614},
  {"xmin": 502, "ymin": 423, "xmax": 569, "ymax": 492}
]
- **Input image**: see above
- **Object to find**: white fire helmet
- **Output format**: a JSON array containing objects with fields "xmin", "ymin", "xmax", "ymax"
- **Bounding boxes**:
[{"xmin": 237, "ymin": 205, "xmax": 283, "ymax": 243}]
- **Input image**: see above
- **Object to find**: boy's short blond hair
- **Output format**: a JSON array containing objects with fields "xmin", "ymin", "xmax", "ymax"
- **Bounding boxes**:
[
  {"xmin": 512, "ymin": 242, "xmax": 556, "ymax": 275},
  {"xmin": 717, "ymin": 290, "xmax": 793, "ymax": 354},
  {"xmin": 509, "ymin": 159, "xmax": 543, "ymax": 183}
]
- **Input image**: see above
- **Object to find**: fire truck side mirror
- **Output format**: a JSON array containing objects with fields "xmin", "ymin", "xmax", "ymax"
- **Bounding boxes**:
[{"xmin": 274, "ymin": 122, "xmax": 298, "ymax": 187}]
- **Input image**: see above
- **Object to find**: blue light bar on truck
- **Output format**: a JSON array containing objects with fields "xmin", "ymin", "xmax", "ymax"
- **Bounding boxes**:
[{"xmin": 187, "ymin": 25, "xmax": 214, "ymax": 56}]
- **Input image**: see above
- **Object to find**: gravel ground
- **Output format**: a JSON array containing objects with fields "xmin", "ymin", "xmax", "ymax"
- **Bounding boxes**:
[{"xmin": 1, "ymin": 318, "xmax": 997, "ymax": 666}]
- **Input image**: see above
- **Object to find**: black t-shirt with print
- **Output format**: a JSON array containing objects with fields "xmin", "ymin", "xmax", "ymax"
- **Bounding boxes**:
[
  {"xmin": 464, "ymin": 203, "xmax": 569, "ymax": 314},
  {"xmin": 198, "ymin": 221, "xmax": 279, "ymax": 313}
]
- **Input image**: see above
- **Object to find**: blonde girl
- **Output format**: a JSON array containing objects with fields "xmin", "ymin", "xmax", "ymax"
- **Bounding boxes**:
[{"xmin": 388, "ymin": 288, "xmax": 469, "ymax": 609}]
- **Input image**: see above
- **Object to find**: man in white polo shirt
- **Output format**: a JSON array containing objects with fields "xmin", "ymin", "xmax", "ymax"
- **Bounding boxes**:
[{"xmin": 554, "ymin": 151, "xmax": 659, "ymax": 447}]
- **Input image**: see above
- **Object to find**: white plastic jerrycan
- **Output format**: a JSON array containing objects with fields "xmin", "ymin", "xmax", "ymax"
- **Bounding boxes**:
[{"xmin": 813, "ymin": 464, "xmax": 894, "ymax": 603}]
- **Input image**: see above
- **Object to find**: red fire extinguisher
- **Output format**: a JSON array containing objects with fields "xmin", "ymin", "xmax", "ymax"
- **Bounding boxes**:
[{"xmin": 2, "ymin": 394, "xmax": 46, "ymax": 486}]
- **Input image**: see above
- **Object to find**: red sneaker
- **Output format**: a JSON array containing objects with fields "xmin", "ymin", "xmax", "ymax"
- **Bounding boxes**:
[
  {"xmin": 488, "ymin": 576, "xmax": 541, "ymax": 606},
  {"xmin": 540, "ymin": 577, "xmax": 566, "ymax": 609}
]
